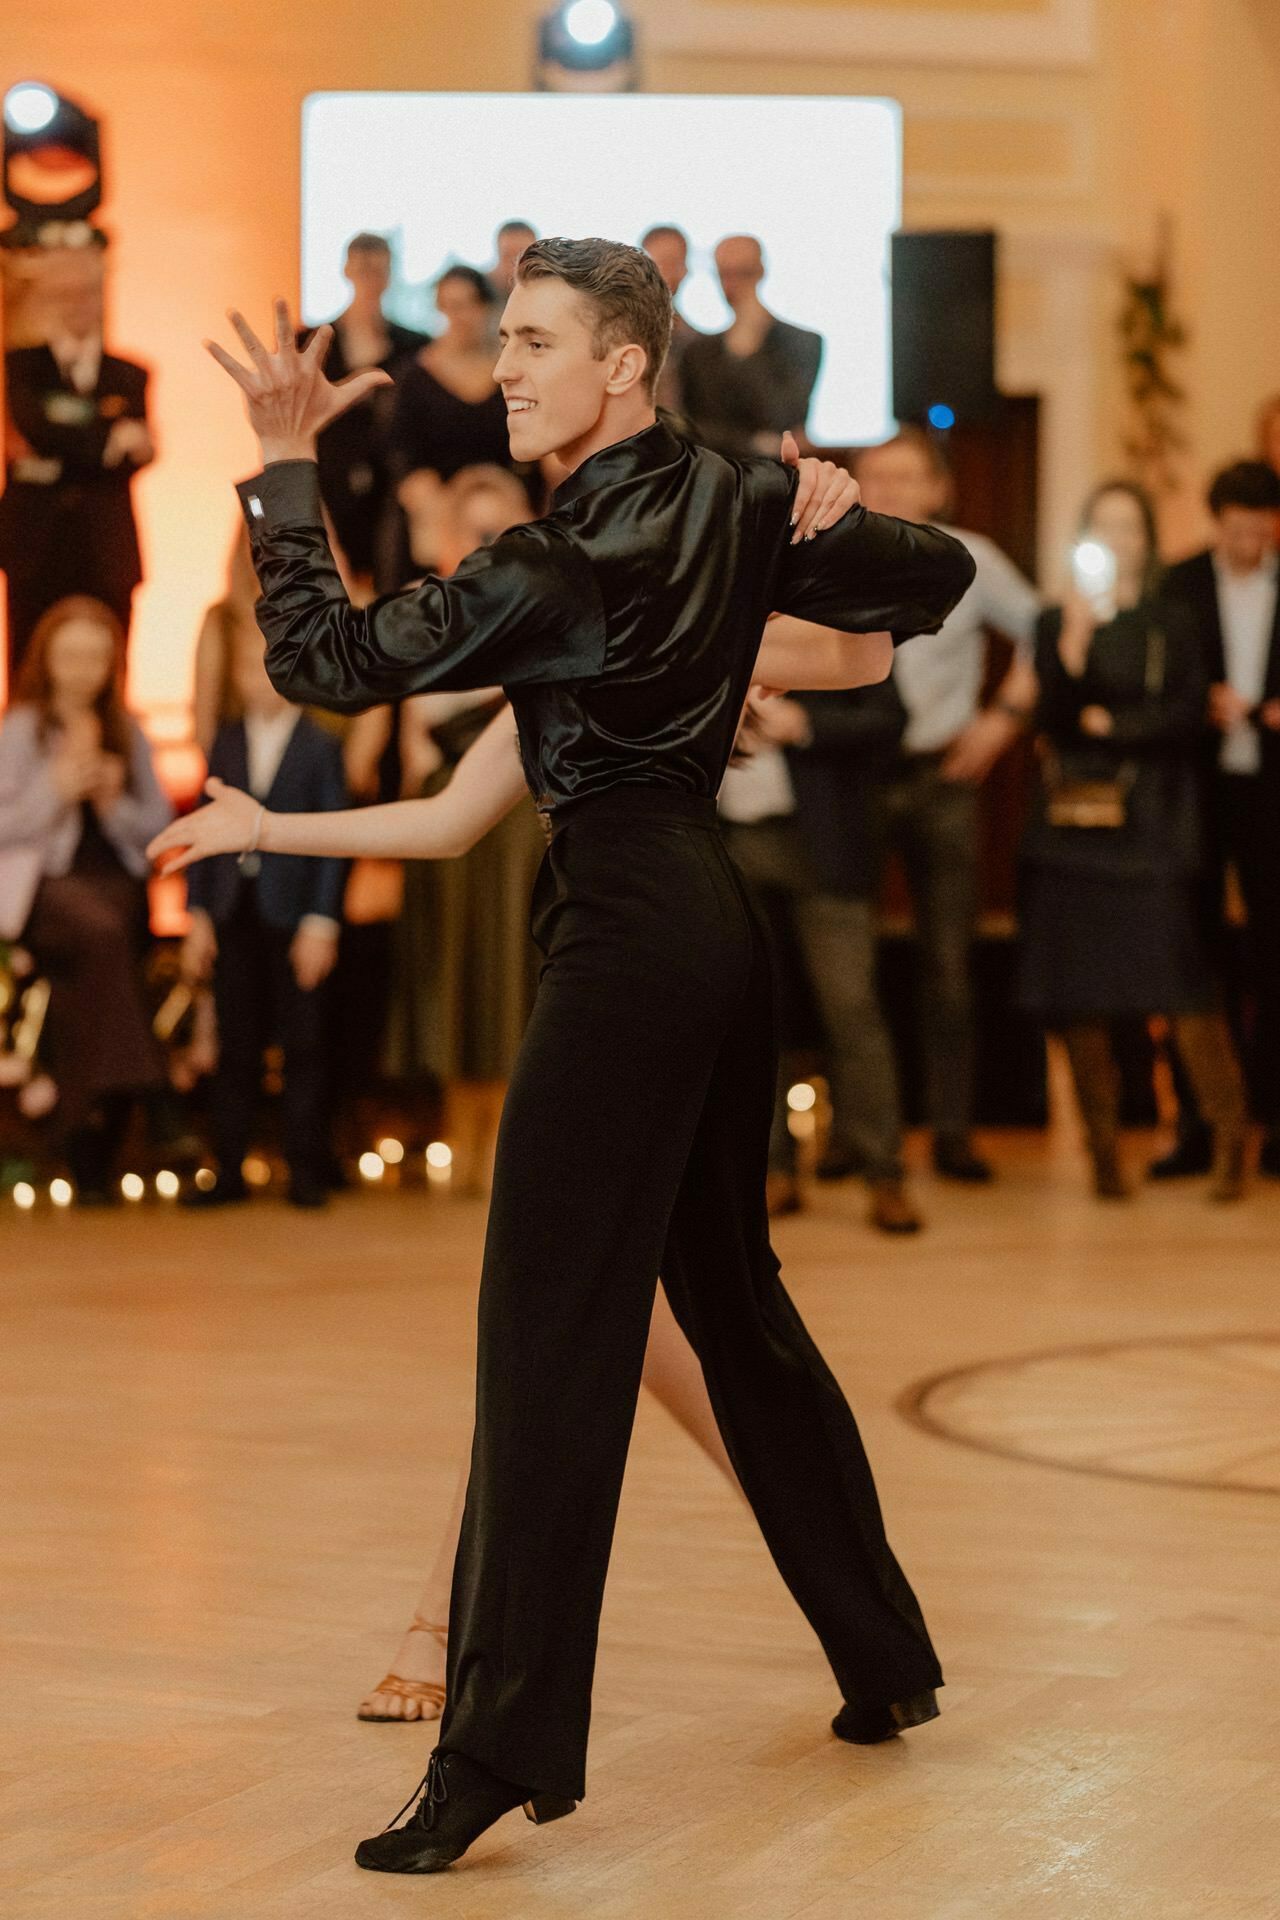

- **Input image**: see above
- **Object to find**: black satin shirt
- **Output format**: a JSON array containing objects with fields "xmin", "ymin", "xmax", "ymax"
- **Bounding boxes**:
[{"xmin": 236, "ymin": 421, "xmax": 974, "ymax": 815}]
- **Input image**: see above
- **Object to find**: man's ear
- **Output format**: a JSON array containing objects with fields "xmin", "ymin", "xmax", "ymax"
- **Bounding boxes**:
[{"xmin": 604, "ymin": 343, "xmax": 649, "ymax": 398}]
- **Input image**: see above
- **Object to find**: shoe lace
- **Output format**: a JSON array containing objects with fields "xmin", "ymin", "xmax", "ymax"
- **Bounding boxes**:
[{"xmin": 383, "ymin": 1746, "xmax": 449, "ymax": 1833}]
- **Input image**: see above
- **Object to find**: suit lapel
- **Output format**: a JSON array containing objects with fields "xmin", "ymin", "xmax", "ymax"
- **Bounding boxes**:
[
  {"xmin": 1199, "ymin": 552, "xmax": 1227, "ymax": 682},
  {"xmin": 225, "ymin": 722, "xmax": 250, "ymax": 793},
  {"xmin": 1266, "ymin": 571, "xmax": 1280, "ymax": 701}
]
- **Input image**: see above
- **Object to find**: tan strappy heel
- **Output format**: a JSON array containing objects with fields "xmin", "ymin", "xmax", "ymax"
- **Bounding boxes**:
[{"xmin": 357, "ymin": 1615, "xmax": 448, "ymax": 1723}]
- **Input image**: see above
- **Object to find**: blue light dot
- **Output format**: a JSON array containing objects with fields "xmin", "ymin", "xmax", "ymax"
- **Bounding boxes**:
[{"xmin": 927, "ymin": 404, "xmax": 956, "ymax": 431}]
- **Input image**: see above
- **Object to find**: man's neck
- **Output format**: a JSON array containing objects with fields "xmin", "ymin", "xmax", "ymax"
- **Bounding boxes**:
[
  {"xmin": 342, "ymin": 295, "xmax": 384, "ymax": 327},
  {"xmin": 554, "ymin": 404, "xmax": 658, "ymax": 480}
]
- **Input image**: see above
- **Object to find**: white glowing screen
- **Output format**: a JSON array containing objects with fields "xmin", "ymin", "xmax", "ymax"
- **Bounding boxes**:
[{"xmin": 302, "ymin": 92, "xmax": 901, "ymax": 446}]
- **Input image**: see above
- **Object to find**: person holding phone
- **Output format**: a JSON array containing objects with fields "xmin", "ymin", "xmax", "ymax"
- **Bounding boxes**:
[{"xmin": 1017, "ymin": 480, "xmax": 1247, "ymax": 1202}]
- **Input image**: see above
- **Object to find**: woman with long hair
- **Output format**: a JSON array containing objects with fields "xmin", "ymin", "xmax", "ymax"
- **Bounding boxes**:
[
  {"xmin": 0, "ymin": 596, "xmax": 172, "ymax": 1199},
  {"xmin": 1018, "ymin": 480, "xmax": 1248, "ymax": 1200}
]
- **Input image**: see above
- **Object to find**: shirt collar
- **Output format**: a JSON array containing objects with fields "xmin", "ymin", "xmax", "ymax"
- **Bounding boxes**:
[
  {"xmin": 1213, "ymin": 549, "xmax": 1279, "ymax": 588},
  {"xmin": 551, "ymin": 418, "xmax": 682, "ymax": 511}
]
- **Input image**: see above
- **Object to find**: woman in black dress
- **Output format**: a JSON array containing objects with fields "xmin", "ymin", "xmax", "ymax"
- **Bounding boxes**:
[
  {"xmin": 1018, "ymin": 480, "xmax": 1247, "ymax": 1201},
  {"xmin": 382, "ymin": 267, "xmax": 531, "ymax": 589}
]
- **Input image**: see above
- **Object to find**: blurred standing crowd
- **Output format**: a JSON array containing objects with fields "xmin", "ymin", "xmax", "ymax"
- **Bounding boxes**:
[{"xmin": 2, "ymin": 220, "xmax": 1279, "ymax": 1228}]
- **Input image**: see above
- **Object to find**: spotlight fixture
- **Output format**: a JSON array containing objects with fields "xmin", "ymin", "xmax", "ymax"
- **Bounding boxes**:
[
  {"xmin": 536, "ymin": 0, "xmax": 637, "ymax": 91},
  {"xmin": 2, "ymin": 80, "xmax": 103, "ymax": 246}
]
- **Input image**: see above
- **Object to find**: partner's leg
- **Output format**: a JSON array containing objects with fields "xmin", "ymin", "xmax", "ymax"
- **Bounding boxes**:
[{"xmin": 359, "ymin": 1289, "xmax": 739, "ymax": 1723}]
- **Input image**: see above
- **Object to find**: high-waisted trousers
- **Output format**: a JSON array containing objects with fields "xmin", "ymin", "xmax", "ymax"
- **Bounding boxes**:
[{"xmin": 438, "ymin": 787, "xmax": 941, "ymax": 1801}]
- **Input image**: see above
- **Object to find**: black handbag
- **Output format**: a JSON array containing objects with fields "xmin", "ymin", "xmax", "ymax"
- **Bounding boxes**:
[{"xmin": 1043, "ymin": 623, "xmax": 1166, "ymax": 830}]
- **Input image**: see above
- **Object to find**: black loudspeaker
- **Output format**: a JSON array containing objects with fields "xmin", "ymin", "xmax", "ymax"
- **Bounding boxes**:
[{"xmin": 891, "ymin": 230, "xmax": 1000, "ymax": 427}]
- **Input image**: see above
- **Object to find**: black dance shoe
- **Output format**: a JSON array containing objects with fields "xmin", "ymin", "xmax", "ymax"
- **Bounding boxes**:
[
  {"xmin": 354, "ymin": 1747, "xmax": 576, "ymax": 1875},
  {"xmin": 832, "ymin": 1688, "xmax": 940, "ymax": 1745},
  {"xmin": 1258, "ymin": 1132, "xmax": 1280, "ymax": 1180},
  {"xmin": 932, "ymin": 1137, "xmax": 994, "ymax": 1184}
]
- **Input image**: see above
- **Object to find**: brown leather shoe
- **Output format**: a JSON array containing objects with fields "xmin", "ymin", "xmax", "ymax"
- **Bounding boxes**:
[
  {"xmin": 868, "ymin": 1179, "xmax": 923, "ymax": 1234},
  {"xmin": 766, "ymin": 1172, "xmax": 803, "ymax": 1218}
]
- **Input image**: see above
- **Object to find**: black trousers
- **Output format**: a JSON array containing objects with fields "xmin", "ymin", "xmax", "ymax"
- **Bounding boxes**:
[
  {"xmin": 210, "ymin": 889, "xmax": 331, "ymax": 1180},
  {"xmin": 438, "ymin": 788, "xmax": 941, "ymax": 1802}
]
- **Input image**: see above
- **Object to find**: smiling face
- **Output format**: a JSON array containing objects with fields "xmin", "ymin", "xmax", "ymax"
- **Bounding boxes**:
[{"xmin": 494, "ymin": 276, "xmax": 640, "ymax": 466}]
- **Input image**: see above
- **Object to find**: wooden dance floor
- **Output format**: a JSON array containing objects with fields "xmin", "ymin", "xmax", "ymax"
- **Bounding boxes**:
[{"xmin": 5, "ymin": 1134, "xmax": 1279, "ymax": 1919}]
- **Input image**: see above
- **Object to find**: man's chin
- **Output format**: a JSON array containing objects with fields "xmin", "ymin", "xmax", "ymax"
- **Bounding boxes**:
[{"xmin": 506, "ymin": 416, "xmax": 552, "ymax": 463}]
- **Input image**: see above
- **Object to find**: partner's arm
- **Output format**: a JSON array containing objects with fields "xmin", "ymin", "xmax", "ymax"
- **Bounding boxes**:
[
  {"xmin": 753, "ymin": 616, "xmax": 894, "ymax": 692},
  {"xmin": 773, "ymin": 483, "xmax": 976, "ymax": 646},
  {"xmin": 148, "ymin": 704, "xmax": 526, "ymax": 874}
]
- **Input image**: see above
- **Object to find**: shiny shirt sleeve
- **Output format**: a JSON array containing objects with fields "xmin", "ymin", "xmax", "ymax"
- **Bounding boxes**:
[
  {"xmin": 235, "ymin": 461, "xmax": 606, "ymax": 713},
  {"xmin": 769, "ymin": 471, "xmax": 977, "ymax": 645}
]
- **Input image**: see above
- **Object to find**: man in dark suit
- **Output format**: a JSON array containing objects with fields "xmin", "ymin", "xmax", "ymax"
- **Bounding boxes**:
[
  {"xmin": 299, "ymin": 233, "xmax": 429, "ymax": 587},
  {"xmin": 1, "ymin": 274, "xmax": 154, "ymax": 674},
  {"xmin": 1161, "ymin": 459, "xmax": 1280, "ymax": 1176},
  {"xmin": 679, "ymin": 233, "xmax": 823, "ymax": 458},
  {"xmin": 640, "ymin": 224, "xmax": 704, "ymax": 420},
  {"xmin": 181, "ymin": 631, "xmax": 348, "ymax": 1209}
]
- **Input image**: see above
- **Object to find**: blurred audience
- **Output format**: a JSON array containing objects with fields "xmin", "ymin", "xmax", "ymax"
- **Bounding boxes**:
[
  {"xmin": 856, "ymin": 429, "xmax": 1040, "ymax": 1184},
  {"xmin": 679, "ymin": 235, "xmax": 822, "ymax": 457},
  {"xmin": 640, "ymin": 224, "xmax": 703, "ymax": 420},
  {"xmin": 1160, "ymin": 459, "xmax": 1280, "ymax": 1177},
  {"xmin": 487, "ymin": 220, "xmax": 537, "ymax": 301},
  {"xmin": 180, "ymin": 625, "xmax": 348, "ymax": 1211},
  {"xmin": 720, "ymin": 673, "xmax": 914, "ymax": 1231},
  {"xmin": 1017, "ymin": 481, "xmax": 1247, "ymax": 1202},
  {"xmin": 383, "ymin": 267, "xmax": 518, "ymax": 590},
  {"xmin": 0, "ymin": 597, "xmax": 171, "ymax": 1200},
  {"xmin": 300, "ymin": 233, "xmax": 429, "ymax": 591},
  {"xmin": 382, "ymin": 465, "xmax": 545, "ymax": 1190},
  {"xmin": 0, "ymin": 261, "xmax": 154, "ymax": 676}
]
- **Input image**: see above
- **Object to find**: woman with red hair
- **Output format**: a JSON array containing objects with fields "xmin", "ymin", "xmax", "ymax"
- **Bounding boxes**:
[{"xmin": 0, "ymin": 595, "xmax": 172, "ymax": 1199}]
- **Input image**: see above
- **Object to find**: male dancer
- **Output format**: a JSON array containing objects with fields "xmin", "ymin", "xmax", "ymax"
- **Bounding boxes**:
[{"xmin": 203, "ymin": 238, "xmax": 974, "ymax": 1874}]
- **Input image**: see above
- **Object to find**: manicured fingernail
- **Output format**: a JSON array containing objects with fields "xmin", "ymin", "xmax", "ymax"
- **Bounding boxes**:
[{"xmin": 790, "ymin": 512, "xmax": 799, "ymax": 527}]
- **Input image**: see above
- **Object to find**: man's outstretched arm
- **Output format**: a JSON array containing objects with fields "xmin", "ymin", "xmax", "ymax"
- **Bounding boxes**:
[{"xmin": 210, "ymin": 302, "xmax": 603, "ymax": 711}]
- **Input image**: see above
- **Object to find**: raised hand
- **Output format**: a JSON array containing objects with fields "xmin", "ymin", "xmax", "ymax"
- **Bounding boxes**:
[
  {"xmin": 780, "ymin": 431, "xmax": 861, "ymax": 546},
  {"xmin": 205, "ymin": 299, "xmax": 394, "ymax": 464},
  {"xmin": 147, "ymin": 777, "xmax": 264, "ymax": 874}
]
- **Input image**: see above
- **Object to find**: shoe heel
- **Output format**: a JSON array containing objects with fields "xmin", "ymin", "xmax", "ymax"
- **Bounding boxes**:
[{"xmin": 523, "ymin": 1794, "xmax": 577, "ymax": 1825}]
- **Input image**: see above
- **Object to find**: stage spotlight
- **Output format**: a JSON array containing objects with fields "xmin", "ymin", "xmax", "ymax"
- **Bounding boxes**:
[
  {"xmin": 5, "ymin": 84, "xmax": 59, "ymax": 136},
  {"xmin": 537, "ymin": 0, "xmax": 636, "ymax": 91},
  {"xmin": 2, "ymin": 80, "xmax": 103, "ymax": 242}
]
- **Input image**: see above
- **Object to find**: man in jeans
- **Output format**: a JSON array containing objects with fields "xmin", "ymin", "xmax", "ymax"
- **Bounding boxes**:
[{"xmin": 855, "ymin": 430, "xmax": 1040, "ymax": 1183}]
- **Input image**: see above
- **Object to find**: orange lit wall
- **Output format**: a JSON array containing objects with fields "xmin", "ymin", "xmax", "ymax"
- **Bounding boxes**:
[{"xmin": 5, "ymin": 0, "xmax": 1280, "ymax": 733}]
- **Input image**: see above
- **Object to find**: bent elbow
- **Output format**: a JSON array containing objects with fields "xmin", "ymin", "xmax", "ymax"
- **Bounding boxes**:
[{"xmin": 840, "ymin": 631, "xmax": 893, "ymax": 688}]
